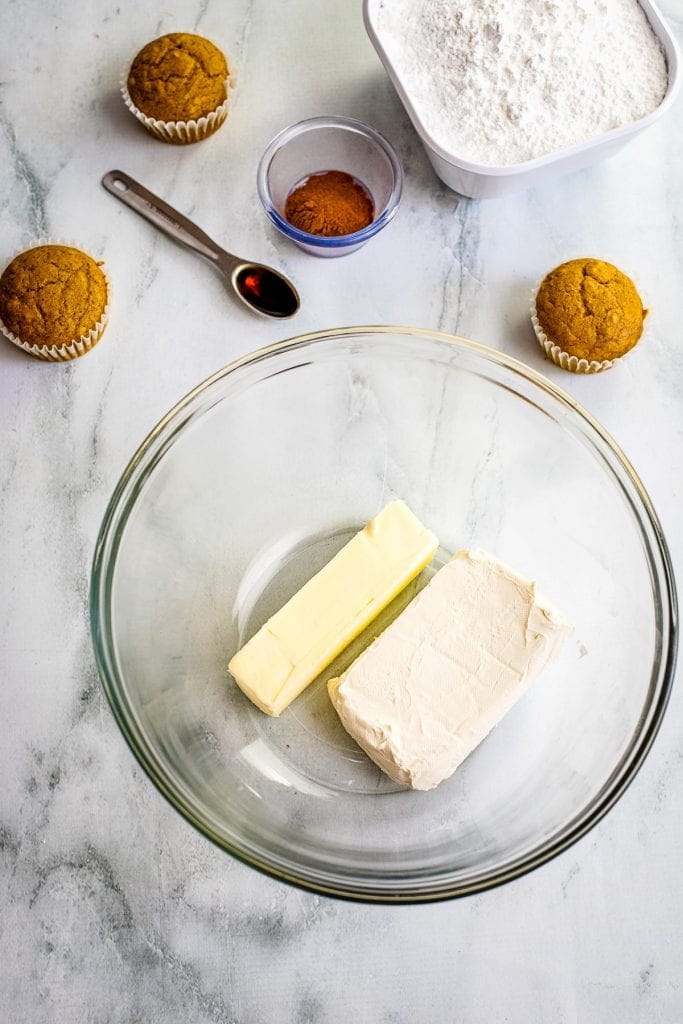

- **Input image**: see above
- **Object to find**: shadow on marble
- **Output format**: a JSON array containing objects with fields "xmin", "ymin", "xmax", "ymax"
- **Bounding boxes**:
[{"xmin": 0, "ymin": 338, "xmax": 42, "ymax": 367}]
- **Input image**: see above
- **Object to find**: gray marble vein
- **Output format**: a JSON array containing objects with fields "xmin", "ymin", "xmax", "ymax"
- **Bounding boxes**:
[{"xmin": 0, "ymin": 103, "xmax": 48, "ymax": 238}]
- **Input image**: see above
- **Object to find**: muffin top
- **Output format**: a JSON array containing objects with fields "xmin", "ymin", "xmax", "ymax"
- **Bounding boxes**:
[
  {"xmin": 535, "ymin": 258, "xmax": 647, "ymax": 364},
  {"xmin": 0, "ymin": 245, "xmax": 108, "ymax": 349},
  {"xmin": 127, "ymin": 33, "xmax": 228, "ymax": 122}
]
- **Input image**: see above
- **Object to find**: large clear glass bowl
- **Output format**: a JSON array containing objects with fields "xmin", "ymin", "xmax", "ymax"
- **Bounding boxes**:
[{"xmin": 91, "ymin": 327, "xmax": 677, "ymax": 903}]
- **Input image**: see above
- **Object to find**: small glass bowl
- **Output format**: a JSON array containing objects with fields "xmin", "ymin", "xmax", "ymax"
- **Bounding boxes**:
[{"xmin": 256, "ymin": 116, "xmax": 404, "ymax": 257}]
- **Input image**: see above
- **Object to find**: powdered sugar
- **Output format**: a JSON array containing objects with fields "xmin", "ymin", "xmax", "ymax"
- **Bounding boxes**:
[{"xmin": 375, "ymin": 0, "xmax": 668, "ymax": 166}]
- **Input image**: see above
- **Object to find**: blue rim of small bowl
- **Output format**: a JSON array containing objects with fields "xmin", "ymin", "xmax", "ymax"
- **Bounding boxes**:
[
  {"xmin": 90, "ymin": 326, "xmax": 678, "ymax": 905},
  {"xmin": 256, "ymin": 115, "xmax": 404, "ymax": 249}
]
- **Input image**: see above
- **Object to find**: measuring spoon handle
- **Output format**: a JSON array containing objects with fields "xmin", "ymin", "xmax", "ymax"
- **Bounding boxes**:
[{"xmin": 102, "ymin": 170, "xmax": 235, "ymax": 268}]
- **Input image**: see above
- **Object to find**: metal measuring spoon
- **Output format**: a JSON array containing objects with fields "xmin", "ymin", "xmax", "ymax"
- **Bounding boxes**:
[{"xmin": 102, "ymin": 170, "xmax": 300, "ymax": 319}]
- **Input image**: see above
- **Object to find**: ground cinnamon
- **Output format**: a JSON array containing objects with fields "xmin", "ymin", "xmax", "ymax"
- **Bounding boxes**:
[{"xmin": 284, "ymin": 170, "xmax": 374, "ymax": 237}]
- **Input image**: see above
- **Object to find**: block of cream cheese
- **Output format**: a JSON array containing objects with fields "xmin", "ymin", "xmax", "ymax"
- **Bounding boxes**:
[
  {"xmin": 228, "ymin": 501, "xmax": 438, "ymax": 716},
  {"xmin": 328, "ymin": 549, "xmax": 571, "ymax": 790}
]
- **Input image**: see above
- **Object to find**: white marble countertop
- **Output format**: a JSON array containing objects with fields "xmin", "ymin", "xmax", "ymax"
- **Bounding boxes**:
[{"xmin": 2, "ymin": 1, "xmax": 682, "ymax": 1020}]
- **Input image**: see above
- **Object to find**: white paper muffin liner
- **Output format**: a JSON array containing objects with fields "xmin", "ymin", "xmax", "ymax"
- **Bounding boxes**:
[
  {"xmin": 121, "ymin": 61, "xmax": 235, "ymax": 145},
  {"xmin": 530, "ymin": 283, "xmax": 617, "ymax": 375},
  {"xmin": 0, "ymin": 242, "xmax": 111, "ymax": 362}
]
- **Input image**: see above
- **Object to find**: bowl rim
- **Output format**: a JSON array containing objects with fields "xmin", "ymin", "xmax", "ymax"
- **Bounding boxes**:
[
  {"xmin": 90, "ymin": 326, "xmax": 678, "ymax": 903},
  {"xmin": 256, "ymin": 115, "xmax": 404, "ymax": 247},
  {"xmin": 362, "ymin": 0, "xmax": 682, "ymax": 176}
]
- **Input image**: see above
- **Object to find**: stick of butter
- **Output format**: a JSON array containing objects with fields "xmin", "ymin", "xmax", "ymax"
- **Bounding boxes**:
[
  {"xmin": 228, "ymin": 501, "xmax": 438, "ymax": 716},
  {"xmin": 328, "ymin": 549, "xmax": 571, "ymax": 790}
]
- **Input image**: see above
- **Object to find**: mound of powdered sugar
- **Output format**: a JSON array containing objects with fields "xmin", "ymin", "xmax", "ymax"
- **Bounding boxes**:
[{"xmin": 375, "ymin": 0, "xmax": 668, "ymax": 165}]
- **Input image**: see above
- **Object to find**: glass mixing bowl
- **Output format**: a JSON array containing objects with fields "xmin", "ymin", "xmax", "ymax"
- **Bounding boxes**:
[{"xmin": 91, "ymin": 327, "xmax": 677, "ymax": 903}]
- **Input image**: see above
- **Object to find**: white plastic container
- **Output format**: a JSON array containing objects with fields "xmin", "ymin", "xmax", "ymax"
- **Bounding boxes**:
[{"xmin": 363, "ymin": 0, "xmax": 681, "ymax": 199}]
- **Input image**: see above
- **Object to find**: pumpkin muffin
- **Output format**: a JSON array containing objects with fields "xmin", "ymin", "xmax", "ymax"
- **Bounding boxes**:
[
  {"xmin": 123, "ymin": 33, "xmax": 232, "ymax": 144},
  {"xmin": 532, "ymin": 258, "xmax": 648, "ymax": 374},
  {"xmin": 0, "ymin": 245, "xmax": 109, "ymax": 361}
]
